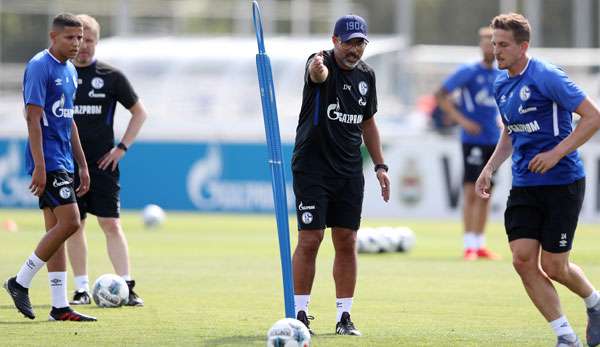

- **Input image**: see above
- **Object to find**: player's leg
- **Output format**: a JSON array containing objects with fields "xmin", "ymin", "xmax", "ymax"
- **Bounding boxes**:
[
  {"xmin": 532, "ymin": 251, "xmax": 590, "ymax": 347},
  {"xmin": 292, "ymin": 228, "xmax": 324, "ymax": 334},
  {"xmin": 461, "ymin": 143, "xmax": 478, "ymax": 260},
  {"xmin": 45, "ymin": 204, "xmax": 96, "ymax": 321},
  {"xmin": 329, "ymin": 176, "xmax": 362, "ymax": 336},
  {"xmin": 292, "ymin": 172, "xmax": 327, "ymax": 333},
  {"xmin": 462, "ymin": 182, "xmax": 477, "ymax": 259},
  {"xmin": 97, "ymin": 217, "xmax": 129, "ymax": 276},
  {"xmin": 67, "ymin": 175, "xmax": 91, "ymax": 304},
  {"xmin": 511, "ymin": 239, "xmax": 563, "ymax": 319},
  {"xmin": 511, "ymin": 239, "xmax": 582, "ymax": 345},
  {"xmin": 472, "ymin": 188, "xmax": 499, "ymax": 259},
  {"xmin": 540, "ymin": 178, "xmax": 600, "ymax": 346},
  {"xmin": 97, "ymin": 216, "xmax": 142, "ymax": 306},
  {"xmin": 331, "ymin": 227, "xmax": 361, "ymax": 336},
  {"xmin": 507, "ymin": 184, "xmax": 580, "ymax": 345},
  {"xmin": 66, "ymin": 218, "xmax": 91, "ymax": 304}
]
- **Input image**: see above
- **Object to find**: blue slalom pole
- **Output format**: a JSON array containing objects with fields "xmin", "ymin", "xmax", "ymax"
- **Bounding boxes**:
[{"xmin": 252, "ymin": 0, "xmax": 295, "ymax": 319}]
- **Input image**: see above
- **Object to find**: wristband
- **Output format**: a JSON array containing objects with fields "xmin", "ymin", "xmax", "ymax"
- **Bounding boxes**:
[
  {"xmin": 117, "ymin": 142, "xmax": 128, "ymax": 152},
  {"xmin": 374, "ymin": 163, "xmax": 389, "ymax": 172}
]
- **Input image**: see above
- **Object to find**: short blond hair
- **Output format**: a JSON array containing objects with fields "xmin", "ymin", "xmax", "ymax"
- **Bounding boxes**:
[{"xmin": 76, "ymin": 14, "xmax": 101, "ymax": 39}]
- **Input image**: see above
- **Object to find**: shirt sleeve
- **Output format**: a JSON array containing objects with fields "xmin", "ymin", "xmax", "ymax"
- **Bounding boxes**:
[
  {"xmin": 365, "ymin": 71, "xmax": 377, "ymax": 120},
  {"xmin": 538, "ymin": 65, "xmax": 586, "ymax": 112},
  {"xmin": 114, "ymin": 69, "xmax": 139, "ymax": 109},
  {"xmin": 442, "ymin": 64, "xmax": 476, "ymax": 93},
  {"xmin": 23, "ymin": 60, "xmax": 48, "ymax": 107}
]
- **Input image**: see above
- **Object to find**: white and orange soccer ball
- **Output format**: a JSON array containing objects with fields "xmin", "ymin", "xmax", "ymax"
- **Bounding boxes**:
[{"xmin": 266, "ymin": 318, "xmax": 311, "ymax": 347}]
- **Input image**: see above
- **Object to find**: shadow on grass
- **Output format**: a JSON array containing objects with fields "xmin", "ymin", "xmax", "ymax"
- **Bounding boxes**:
[
  {"xmin": 0, "ymin": 320, "xmax": 51, "ymax": 325},
  {"xmin": 201, "ymin": 335, "xmax": 265, "ymax": 346},
  {"xmin": 0, "ymin": 304, "xmax": 54, "ymax": 324},
  {"xmin": 0, "ymin": 304, "xmax": 51, "ymax": 310}
]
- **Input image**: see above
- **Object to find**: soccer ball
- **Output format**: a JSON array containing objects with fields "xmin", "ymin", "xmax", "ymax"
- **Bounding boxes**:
[
  {"xmin": 266, "ymin": 318, "xmax": 311, "ymax": 347},
  {"xmin": 92, "ymin": 274, "xmax": 129, "ymax": 307},
  {"xmin": 357, "ymin": 227, "xmax": 380, "ymax": 254},
  {"xmin": 142, "ymin": 204, "xmax": 165, "ymax": 228},
  {"xmin": 378, "ymin": 226, "xmax": 403, "ymax": 252},
  {"xmin": 396, "ymin": 227, "xmax": 416, "ymax": 252}
]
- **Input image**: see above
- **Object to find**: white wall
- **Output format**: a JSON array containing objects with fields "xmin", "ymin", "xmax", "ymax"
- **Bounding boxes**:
[{"xmin": 363, "ymin": 133, "xmax": 600, "ymax": 223}]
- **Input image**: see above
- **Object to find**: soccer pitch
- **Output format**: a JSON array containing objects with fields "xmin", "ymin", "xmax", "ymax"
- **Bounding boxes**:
[{"xmin": 1, "ymin": 209, "xmax": 600, "ymax": 346}]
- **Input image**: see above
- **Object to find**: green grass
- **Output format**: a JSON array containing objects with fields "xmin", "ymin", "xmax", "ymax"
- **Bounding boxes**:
[{"xmin": 1, "ymin": 209, "xmax": 600, "ymax": 346}]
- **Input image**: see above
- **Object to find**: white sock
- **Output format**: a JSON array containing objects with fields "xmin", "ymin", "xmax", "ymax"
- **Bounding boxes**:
[
  {"xmin": 294, "ymin": 294, "xmax": 310, "ymax": 316},
  {"xmin": 74, "ymin": 275, "xmax": 89, "ymax": 293},
  {"xmin": 48, "ymin": 272, "xmax": 69, "ymax": 309},
  {"xmin": 584, "ymin": 290, "xmax": 600, "ymax": 309},
  {"xmin": 16, "ymin": 252, "xmax": 46, "ymax": 288},
  {"xmin": 463, "ymin": 232, "xmax": 476, "ymax": 250},
  {"xmin": 550, "ymin": 316, "xmax": 575, "ymax": 337},
  {"xmin": 475, "ymin": 234, "xmax": 485, "ymax": 249},
  {"xmin": 336, "ymin": 297, "xmax": 353, "ymax": 322},
  {"xmin": 121, "ymin": 274, "xmax": 132, "ymax": 282}
]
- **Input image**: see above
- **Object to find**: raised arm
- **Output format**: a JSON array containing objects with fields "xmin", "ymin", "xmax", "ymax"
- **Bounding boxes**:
[{"xmin": 308, "ymin": 51, "xmax": 329, "ymax": 84}]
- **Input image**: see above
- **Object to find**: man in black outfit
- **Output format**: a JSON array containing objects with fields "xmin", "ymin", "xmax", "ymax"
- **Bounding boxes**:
[
  {"xmin": 291, "ymin": 14, "xmax": 390, "ymax": 336},
  {"xmin": 66, "ymin": 14, "xmax": 147, "ymax": 306}
]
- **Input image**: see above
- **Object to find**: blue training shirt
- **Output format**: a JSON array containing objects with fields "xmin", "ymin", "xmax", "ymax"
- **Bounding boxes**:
[
  {"xmin": 494, "ymin": 57, "xmax": 586, "ymax": 187},
  {"xmin": 442, "ymin": 62, "xmax": 501, "ymax": 145},
  {"xmin": 23, "ymin": 49, "xmax": 78, "ymax": 175}
]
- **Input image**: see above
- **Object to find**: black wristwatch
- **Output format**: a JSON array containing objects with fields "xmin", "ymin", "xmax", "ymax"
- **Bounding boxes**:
[
  {"xmin": 374, "ymin": 163, "xmax": 389, "ymax": 172},
  {"xmin": 117, "ymin": 142, "xmax": 128, "ymax": 152}
]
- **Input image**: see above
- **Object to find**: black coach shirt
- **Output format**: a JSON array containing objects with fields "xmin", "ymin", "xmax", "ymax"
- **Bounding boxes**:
[
  {"xmin": 74, "ymin": 60, "xmax": 138, "ymax": 165},
  {"xmin": 292, "ymin": 49, "xmax": 377, "ymax": 178}
]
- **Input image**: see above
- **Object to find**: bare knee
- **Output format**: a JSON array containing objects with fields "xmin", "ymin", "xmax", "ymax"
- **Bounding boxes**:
[
  {"xmin": 61, "ymin": 217, "xmax": 81, "ymax": 236},
  {"xmin": 98, "ymin": 218, "xmax": 122, "ymax": 236},
  {"xmin": 541, "ymin": 259, "xmax": 569, "ymax": 282},
  {"xmin": 512, "ymin": 253, "xmax": 538, "ymax": 278},
  {"xmin": 332, "ymin": 230, "xmax": 357, "ymax": 254},
  {"xmin": 297, "ymin": 231, "xmax": 323, "ymax": 256}
]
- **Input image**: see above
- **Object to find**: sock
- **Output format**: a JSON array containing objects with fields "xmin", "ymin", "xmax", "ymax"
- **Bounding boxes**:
[
  {"xmin": 584, "ymin": 290, "xmax": 600, "ymax": 309},
  {"xmin": 475, "ymin": 234, "xmax": 485, "ymax": 249},
  {"xmin": 16, "ymin": 252, "xmax": 46, "ymax": 288},
  {"xmin": 336, "ymin": 297, "xmax": 353, "ymax": 322},
  {"xmin": 121, "ymin": 274, "xmax": 132, "ymax": 282},
  {"xmin": 74, "ymin": 275, "xmax": 90, "ymax": 293},
  {"xmin": 463, "ymin": 232, "xmax": 476, "ymax": 250},
  {"xmin": 550, "ymin": 316, "xmax": 575, "ymax": 337},
  {"xmin": 294, "ymin": 294, "xmax": 310, "ymax": 316},
  {"xmin": 48, "ymin": 272, "xmax": 69, "ymax": 309}
]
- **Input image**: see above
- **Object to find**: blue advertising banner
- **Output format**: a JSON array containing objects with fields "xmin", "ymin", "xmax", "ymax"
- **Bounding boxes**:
[{"xmin": 0, "ymin": 139, "xmax": 295, "ymax": 212}]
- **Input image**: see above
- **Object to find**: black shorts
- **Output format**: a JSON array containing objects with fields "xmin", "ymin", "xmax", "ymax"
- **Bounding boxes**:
[
  {"xmin": 463, "ymin": 143, "xmax": 496, "ymax": 183},
  {"xmin": 504, "ymin": 178, "xmax": 585, "ymax": 253},
  {"xmin": 75, "ymin": 167, "xmax": 120, "ymax": 220},
  {"xmin": 39, "ymin": 170, "xmax": 76, "ymax": 209},
  {"xmin": 293, "ymin": 173, "xmax": 364, "ymax": 231}
]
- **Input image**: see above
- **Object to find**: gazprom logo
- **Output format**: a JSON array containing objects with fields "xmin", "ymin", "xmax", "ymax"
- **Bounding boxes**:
[
  {"xmin": 506, "ymin": 120, "xmax": 540, "ymax": 134},
  {"xmin": 186, "ymin": 145, "xmax": 294, "ymax": 211},
  {"xmin": 51, "ymin": 94, "xmax": 74, "ymax": 118},
  {"xmin": 327, "ymin": 98, "xmax": 363, "ymax": 124}
]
